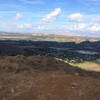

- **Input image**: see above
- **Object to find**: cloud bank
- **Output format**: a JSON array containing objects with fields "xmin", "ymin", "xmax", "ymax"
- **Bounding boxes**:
[{"xmin": 1, "ymin": 8, "xmax": 100, "ymax": 36}]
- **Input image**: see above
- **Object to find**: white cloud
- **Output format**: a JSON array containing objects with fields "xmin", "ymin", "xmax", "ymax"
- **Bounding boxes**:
[
  {"xmin": 79, "ymin": 23, "xmax": 100, "ymax": 33},
  {"xmin": 69, "ymin": 13, "xmax": 83, "ymax": 23},
  {"xmin": 15, "ymin": 13, "xmax": 23, "ymax": 20},
  {"xmin": 1, "ymin": 11, "xmax": 100, "ymax": 36},
  {"xmin": 88, "ymin": 24, "xmax": 100, "ymax": 33},
  {"xmin": 92, "ymin": 17, "xmax": 100, "ymax": 23},
  {"xmin": 1, "ymin": 22, "xmax": 100, "ymax": 36},
  {"xmin": 17, "ymin": 23, "xmax": 33, "ymax": 29},
  {"xmin": 0, "ymin": 16, "xmax": 2, "ymax": 19},
  {"xmin": 63, "ymin": 23, "xmax": 100, "ymax": 34},
  {"xmin": 20, "ymin": 0, "xmax": 44, "ymax": 4},
  {"xmin": 42, "ymin": 8, "xmax": 61, "ymax": 23}
]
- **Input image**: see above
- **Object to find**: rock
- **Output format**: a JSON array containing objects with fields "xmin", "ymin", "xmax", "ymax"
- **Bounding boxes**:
[
  {"xmin": 0, "ymin": 85, "xmax": 2, "ymax": 89},
  {"xmin": 75, "ymin": 72, "xmax": 79, "ymax": 76},
  {"xmin": 71, "ymin": 82, "xmax": 78, "ymax": 88},
  {"xmin": 11, "ymin": 88, "xmax": 15, "ymax": 93},
  {"xmin": 2, "ymin": 98, "xmax": 6, "ymax": 100},
  {"xmin": 78, "ymin": 90, "xmax": 84, "ymax": 96},
  {"xmin": 0, "ymin": 85, "xmax": 3, "ymax": 90}
]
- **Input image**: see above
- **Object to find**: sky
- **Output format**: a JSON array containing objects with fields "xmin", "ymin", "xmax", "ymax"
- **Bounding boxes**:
[{"xmin": 0, "ymin": 0, "xmax": 100, "ymax": 36}]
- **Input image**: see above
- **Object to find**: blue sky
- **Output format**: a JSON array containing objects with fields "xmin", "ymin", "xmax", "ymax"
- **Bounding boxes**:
[{"xmin": 0, "ymin": 0, "xmax": 100, "ymax": 36}]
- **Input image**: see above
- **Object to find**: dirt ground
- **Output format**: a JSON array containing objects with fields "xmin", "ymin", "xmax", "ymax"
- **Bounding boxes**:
[
  {"xmin": 1, "ymin": 72, "xmax": 100, "ymax": 100},
  {"xmin": 0, "ymin": 56, "xmax": 100, "ymax": 100},
  {"xmin": 14, "ymin": 73, "xmax": 100, "ymax": 100}
]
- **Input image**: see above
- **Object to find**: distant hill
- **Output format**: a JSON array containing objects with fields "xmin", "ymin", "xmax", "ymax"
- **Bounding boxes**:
[{"xmin": 0, "ymin": 32, "xmax": 99, "ymax": 42}]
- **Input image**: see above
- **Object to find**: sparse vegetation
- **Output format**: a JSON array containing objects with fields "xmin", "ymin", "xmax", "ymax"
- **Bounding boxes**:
[{"xmin": 0, "ymin": 39, "xmax": 100, "ymax": 100}]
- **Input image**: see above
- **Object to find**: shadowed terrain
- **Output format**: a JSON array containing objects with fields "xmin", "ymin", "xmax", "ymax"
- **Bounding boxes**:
[{"xmin": 0, "ymin": 40, "xmax": 100, "ymax": 63}]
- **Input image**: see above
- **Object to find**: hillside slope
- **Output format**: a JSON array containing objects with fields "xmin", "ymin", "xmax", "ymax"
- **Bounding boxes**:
[{"xmin": 0, "ymin": 56, "xmax": 100, "ymax": 100}]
